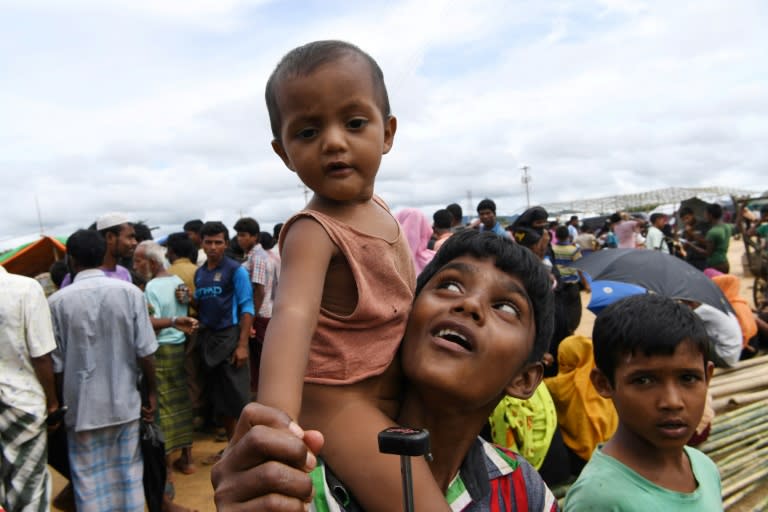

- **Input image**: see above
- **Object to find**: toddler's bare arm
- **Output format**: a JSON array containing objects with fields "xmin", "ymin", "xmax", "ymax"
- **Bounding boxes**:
[
  {"xmin": 257, "ymin": 218, "xmax": 336, "ymax": 419},
  {"xmin": 303, "ymin": 383, "xmax": 451, "ymax": 512}
]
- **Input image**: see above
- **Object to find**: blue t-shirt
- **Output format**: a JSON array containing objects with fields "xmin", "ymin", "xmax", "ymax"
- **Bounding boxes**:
[{"xmin": 194, "ymin": 256, "xmax": 254, "ymax": 331}]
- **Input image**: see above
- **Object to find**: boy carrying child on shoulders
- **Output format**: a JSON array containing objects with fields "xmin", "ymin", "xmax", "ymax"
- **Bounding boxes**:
[{"xmin": 564, "ymin": 294, "xmax": 722, "ymax": 511}]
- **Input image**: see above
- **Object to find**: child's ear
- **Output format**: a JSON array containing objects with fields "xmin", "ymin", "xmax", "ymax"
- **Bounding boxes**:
[
  {"xmin": 271, "ymin": 139, "xmax": 295, "ymax": 171},
  {"xmin": 504, "ymin": 362, "xmax": 543, "ymax": 400},
  {"xmin": 704, "ymin": 360, "xmax": 714, "ymax": 384},
  {"xmin": 382, "ymin": 115, "xmax": 397, "ymax": 154},
  {"xmin": 590, "ymin": 368, "xmax": 614, "ymax": 398}
]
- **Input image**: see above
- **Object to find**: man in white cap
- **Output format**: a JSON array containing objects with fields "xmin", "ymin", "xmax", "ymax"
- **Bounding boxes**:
[{"xmin": 59, "ymin": 212, "xmax": 137, "ymax": 287}]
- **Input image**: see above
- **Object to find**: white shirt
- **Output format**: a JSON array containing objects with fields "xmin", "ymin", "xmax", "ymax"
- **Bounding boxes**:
[
  {"xmin": 694, "ymin": 303, "xmax": 742, "ymax": 367},
  {"xmin": 646, "ymin": 225, "xmax": 669, "ymax": 254},
  {"xmin": 48, "ymin": 269, "xmax": 158, "ymax": 431},
  {"xmin": 0, "ymin": 267, "xmax": 57, "ymax": 418}
]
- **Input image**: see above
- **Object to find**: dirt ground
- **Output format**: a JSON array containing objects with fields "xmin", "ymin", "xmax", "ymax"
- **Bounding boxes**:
[{"xmin": 49, "ymin": 239, "xmax": 767, "ymax": 511}]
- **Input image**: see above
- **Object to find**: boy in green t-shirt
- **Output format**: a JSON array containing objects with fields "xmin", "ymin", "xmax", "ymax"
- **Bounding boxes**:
[
  {"xmin": 564, "ymin": 294, "xmax": 722, "ymax": 511},
  {"xmin": 747, "ymin": 204, "xmax": 768, "ymax": 252},
  {"xmin": 704, "ymin": 203, "xmax": 732, "ymax": 273}
]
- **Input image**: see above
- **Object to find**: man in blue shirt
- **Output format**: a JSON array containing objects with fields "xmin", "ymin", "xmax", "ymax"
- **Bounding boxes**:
[
  {"xmin": 477, "ymin": 198, "xmax": 511, "ymax": 238},
  {"xmin": 191, "ymin": 221, "xmax": 254, "ymax": 446}
]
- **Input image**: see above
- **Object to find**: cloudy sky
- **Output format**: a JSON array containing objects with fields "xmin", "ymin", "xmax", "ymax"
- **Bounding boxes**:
[{"xmin": 2, "ymin": 0, "xmax": 767, "ymax": 248}]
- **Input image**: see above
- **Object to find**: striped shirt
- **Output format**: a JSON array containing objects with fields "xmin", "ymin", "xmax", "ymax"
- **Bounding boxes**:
[{"xmin": 309, "ymin": 436, "xmax": 559, "ymax": 511}]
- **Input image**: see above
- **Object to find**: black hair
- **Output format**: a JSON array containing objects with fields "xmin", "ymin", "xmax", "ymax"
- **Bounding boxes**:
[
  {"xmin": 183, "ymin": 219, "xmax": 204, "ymax": 233},
  {"xmin": 476, "ymin": 198, "xmax": 496, "ymax": 214},
  {"xmin": 678, "ymin": 207, "xmax": 695, "ymax": 217},
  {"xmin": 49, "ymin": 260, "xmax": 69, "ymax": 288},
  {"xmin": 166, "ymin": 232, "xmax": 198, "ymax": 263},
  {"xmin": 760, "ymin": 204, "xmax": 768, "ymax": 215},
  {"xmin": 433, "ymin": 209, "xmax": 452, "ymax": 230},
  {"xmin": 260, "ymin": 232, "xmax": 276, "ymax": 250},
  {"xmin": 555, "ymin": 225, "xmax": 570, "ymax": 242},
  {"xmin": 649, "ymin": 213, "xmax": 666, "ymax": 224},
  {"xmin": 593, "ymin": 294, "xmax": 710, "ymax": 386},
  {"xmin": 609, "ymin": 213, "xmax": 622, "ymax": 224},
  {"xmin": 265, "ymin": 40, "xmax": 391, "ymax": 140},
  {"xmin": 133, "ymin": 222, "xmax": 153, "ymax": 243},
  {"xmin": 513, "ymin": 206, "xmax": 548, "ymax": 229},
  {"xmin": 570, "ymin": 215, "xmax": 578, "ymax": 222},
  {"xmin": 66, "ymin": 229, "xmax": 106, "ymax": 269},
  {"xmin": 273, "ymin": 222, "xmax": 284, "ymax": 242},
  {"xmin": 233, "ymin": 217, "xmax": 260, "ymax": 236},
  {"xmin": 226, "ymin": 238, "xmax": 245, "ymax": 262},
  {"xmin": 416, "ymin": 230, "xmax": 554, "ymax": 363},
  {"xmin": 200, "ymin": 221, "xmax": 229, "ymax": 242},
  {"xmin": 98, "ymin": 224, "xmax": 123, "ymax": 239},
  {"xmin": 446, "ymin": 203, "xmax": 463, "ymax": 223},
  {"xmin": 706, "ymin": 203, "xmax": 723, "ymax": 220}
]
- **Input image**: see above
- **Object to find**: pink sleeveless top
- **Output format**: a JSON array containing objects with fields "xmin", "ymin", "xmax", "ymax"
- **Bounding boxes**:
[{"xmin": 280, "ymin": 200, "xmax": 416, "ymax": 385}]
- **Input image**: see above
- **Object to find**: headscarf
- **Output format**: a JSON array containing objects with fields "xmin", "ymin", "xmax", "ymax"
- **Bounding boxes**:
[
  {"xmin": 488, "ymin": 384, "xmax": 557, "ymax": 470},
  {"xmin": 513, "ymin": 206, "xmax": 549, "ymax": 229},
  {"xmin": 394, "ymin": 208, "xmax": 435, "ymax": 275},
  {"xmin": 712, "ymin": 274, "xmax": 757, "ymax": 346},
  {"xmin": 544, "ymin": 334, "xmax": 618, "ymax": 460}
]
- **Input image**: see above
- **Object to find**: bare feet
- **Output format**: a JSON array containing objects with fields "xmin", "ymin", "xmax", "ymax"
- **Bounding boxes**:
[
  {"xmin": 163, "ymin": 494, "xmax": 199, "ymax": 512},
  {"xmin": 172, "ymin": 457, "xmax": 197, "ymax": 475}
]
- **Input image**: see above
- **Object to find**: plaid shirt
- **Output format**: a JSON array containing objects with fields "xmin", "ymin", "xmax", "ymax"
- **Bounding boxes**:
[
  {"xmin": 309, "ymin": 437, "xmax": 559, "ymax": 511},
  {"xmin": 242, "ymin": 244, "xmax": 276, "ymax": 318}
]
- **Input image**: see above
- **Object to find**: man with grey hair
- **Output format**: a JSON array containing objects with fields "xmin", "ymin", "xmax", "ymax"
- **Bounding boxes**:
[{"xmin": 132, "ymin": 241, "xmax": 199, "ymax": 497}]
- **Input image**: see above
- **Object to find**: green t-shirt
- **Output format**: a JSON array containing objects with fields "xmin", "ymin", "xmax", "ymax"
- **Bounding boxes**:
[
  {"xmin": 564, "ymin": 445, "xmax": 722, "ymax": 511},
  {"xmin": 705, "ymin": 223, "xmax": 731, "ymax": 266},
  {"xmin": 757, "ymin": 223, "xmax": 768, "ymax": 240}
]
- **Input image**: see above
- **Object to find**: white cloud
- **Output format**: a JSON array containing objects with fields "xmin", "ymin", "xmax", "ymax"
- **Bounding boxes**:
[{"xmin": 1, "ymin": 0, "xmax": 767, "ymax": 250}]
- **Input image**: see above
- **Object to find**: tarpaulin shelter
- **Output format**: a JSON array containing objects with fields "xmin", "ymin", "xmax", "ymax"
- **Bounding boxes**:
[{"xmin": 0, "ymin": 236, "xmax": 66, "ymax": 278}]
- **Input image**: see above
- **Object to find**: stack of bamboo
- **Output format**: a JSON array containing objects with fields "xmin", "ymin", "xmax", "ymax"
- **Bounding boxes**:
[
  {"xmin": 701, "ymin": 354, "xmax": 768, "ymax": 510},
  {"xmin": 710, "ymin": 354, "xmax": 768, "ymax": 413}
]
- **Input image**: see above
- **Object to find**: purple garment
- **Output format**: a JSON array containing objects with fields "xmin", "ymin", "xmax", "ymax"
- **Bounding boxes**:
[
  {"xmin": 60, "ymin": 265, "xmax": 132, "ymax": 288},
  {"xmin": 614, "ymin": 220, "xmax": 638, "ymax": 249}
]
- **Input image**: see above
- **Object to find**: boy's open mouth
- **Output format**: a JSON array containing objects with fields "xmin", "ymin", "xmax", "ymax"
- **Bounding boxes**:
[
  {"xmin": 433, "ymin": 327, "xmax": 472, "ymax": 351},
  {"xmin": 656, "ymin": 420, "xmax": 689, "ymax": 437}
]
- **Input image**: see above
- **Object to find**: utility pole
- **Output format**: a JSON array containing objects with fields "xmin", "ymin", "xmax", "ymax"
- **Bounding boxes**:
[
  {"xmin": 520, "ymin": 165, "xmax": 531, "ymax": 208},
  {"xmin": 298, "ymin": 184, "xmax": 309, "ymax": 205}
]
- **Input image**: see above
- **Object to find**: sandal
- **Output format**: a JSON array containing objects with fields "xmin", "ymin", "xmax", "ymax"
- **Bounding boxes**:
[{"xmin": 202, "ymin": 449, "xmax": 224, "ymax": 466}]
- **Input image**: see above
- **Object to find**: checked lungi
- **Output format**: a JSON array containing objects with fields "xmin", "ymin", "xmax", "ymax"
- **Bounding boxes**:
[
  {"xmin": 0, "ymin": 401, "xmax": 50, "ymax": 512},
  {"xmin": 156, "ymin": 343, "xmax": 193, "ymax": 454},
  {"xmin": 67, "ymin": 419, "xmax": 144, "ymax": 512}
]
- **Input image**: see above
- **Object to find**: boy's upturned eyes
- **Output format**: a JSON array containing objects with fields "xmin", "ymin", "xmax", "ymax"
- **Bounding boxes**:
[
  {"xmin": 493, "ymin": 302, "xmax": 520, "ymax": 316},
  {"xmin": 434, "ymin": 279, "xmax": 521, "ymax": 317}
]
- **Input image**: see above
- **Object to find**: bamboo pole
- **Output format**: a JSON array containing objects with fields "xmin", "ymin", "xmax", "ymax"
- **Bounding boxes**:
[
  {"xmin": 714, "ymin": 389, "xmax": 768, "ymax": 412},
  {"xmin": 709, "ymin": 374, "xmax": 768, "ymax": 398},
  {"xmin": 721, "ymin": 463, "xmax": 768, "ymax": 499},
  {"xmin": 723, "ymin": 481, "xmax": 761, "ymax": 510},
  {"xmin": 710, "ymin": 366, "xmax": 768, "ymax": 389},
  {"xmin": 713, "ymin": 354, "xmax": 768, "ymax": 376},
  {"xmin": 709, "ymin": 400, "xmax": 768, "ymax": 435}
]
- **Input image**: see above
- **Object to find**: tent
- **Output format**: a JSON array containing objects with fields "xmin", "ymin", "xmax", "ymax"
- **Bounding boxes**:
[
  {"xmin": 0, "ymin": 236, "xmax": 66, "ymax": 278},
  {"xmin": 679, "ymin": 197, "xmax": 711, "ymax": 221}
]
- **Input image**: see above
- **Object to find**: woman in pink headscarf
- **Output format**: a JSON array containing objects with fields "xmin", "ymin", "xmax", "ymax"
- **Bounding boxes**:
[{"xmin": 394, "ymin": 208, "xmax": 435, "ymax": 274}]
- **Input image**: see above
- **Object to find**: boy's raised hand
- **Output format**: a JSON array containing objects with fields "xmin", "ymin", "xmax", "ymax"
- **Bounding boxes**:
[{"xmin": 212, "ymin": 402, "xmax": 324, "ymax": 511}]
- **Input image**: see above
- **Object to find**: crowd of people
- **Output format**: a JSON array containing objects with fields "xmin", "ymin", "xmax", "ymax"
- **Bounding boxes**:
[{"xmin": 3, "ymin": 38, "xmax": 768, "ymax": 512}]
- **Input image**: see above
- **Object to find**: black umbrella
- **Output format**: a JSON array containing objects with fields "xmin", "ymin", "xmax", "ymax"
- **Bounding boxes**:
[{"xmin": 572, "ymin": 249, "xmax": 734, "ymax": 315}]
